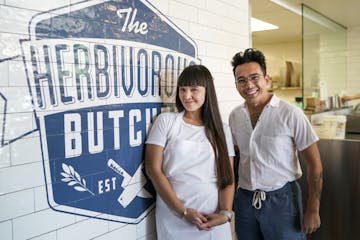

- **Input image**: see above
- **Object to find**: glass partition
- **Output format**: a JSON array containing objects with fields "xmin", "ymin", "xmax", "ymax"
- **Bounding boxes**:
[{"xmin": 302, "ymin": 4, "xmax": 347, "ymax": 109}]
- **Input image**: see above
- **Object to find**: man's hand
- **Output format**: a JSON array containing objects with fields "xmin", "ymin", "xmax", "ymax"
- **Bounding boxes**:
[{"xmin": 303, "ymin": 209, "xmax": 321, "ymax": 234}]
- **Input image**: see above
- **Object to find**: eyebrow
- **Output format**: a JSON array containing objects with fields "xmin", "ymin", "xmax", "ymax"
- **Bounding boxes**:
[{"xmin": 237, "ymin": 73, "xmax": 261, "ymax": 79}]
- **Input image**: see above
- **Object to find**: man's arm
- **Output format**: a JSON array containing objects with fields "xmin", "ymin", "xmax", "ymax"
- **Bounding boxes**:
[
  {"xmin": 341, "ymin": 93, "xmax": 360, "ymax": 102},
  {"xmin": 300, "ymin": 142, "xmax": 323, "ymax": 234}
]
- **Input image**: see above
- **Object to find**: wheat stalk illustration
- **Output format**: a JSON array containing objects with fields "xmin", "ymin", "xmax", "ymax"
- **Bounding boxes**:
[{"xmin": 61, "ymin": 163, "xmax": 95, "ymax": 196}]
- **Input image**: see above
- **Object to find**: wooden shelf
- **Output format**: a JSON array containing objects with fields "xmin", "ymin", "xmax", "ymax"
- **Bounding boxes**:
[{"xmin": 269, "ymin": 87, "xmax": 302, "ymax": 91}]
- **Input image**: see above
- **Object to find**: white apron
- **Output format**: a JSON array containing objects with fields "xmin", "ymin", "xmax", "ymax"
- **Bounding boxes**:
[{"xmin": 155, "ymin": 121, "xmax": 232, "ymax": 240}]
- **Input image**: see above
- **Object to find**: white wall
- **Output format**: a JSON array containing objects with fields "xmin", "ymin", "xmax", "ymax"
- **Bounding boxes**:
[
  {"xmin": 0, "ymin": 0, "xmax": 250, "ymax": 240},
  {"xmin": 255, "ymin": 27, "xmax": 360, "ymax": 107},
  {"xmin": 346, "ymin": 26, "xmax": 360, "ymax": 106},
  {"xmin": 253, "ymin": 41, "xmax": 302, "ymax": 104},
  {"xmin": 253, "ymin": 41, "xmax": 302, "ymax": 86}
]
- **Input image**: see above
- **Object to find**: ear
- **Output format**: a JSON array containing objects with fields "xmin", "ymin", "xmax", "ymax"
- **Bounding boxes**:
[{"xmin": 264, "ymin": 75, "xmax": 271, "ymax": 87}]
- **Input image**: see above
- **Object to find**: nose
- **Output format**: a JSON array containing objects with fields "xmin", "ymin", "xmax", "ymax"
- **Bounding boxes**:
[
  {"xmin": 182, "ymin": 89, "xmax": 192, "ymax": 99},
  {"xmin": 244, "ymin": 78, "xmax": 255, "ymax": 87}
]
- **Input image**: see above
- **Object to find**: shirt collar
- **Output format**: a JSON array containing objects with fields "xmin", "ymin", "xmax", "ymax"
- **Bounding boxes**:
[
  {"xmin": 268, "ymin": 94, "xmax": 280, "ymax": 107},
  {"xmin": 240, "ymin": 93, "xmax": 280, "ymax": 109}
]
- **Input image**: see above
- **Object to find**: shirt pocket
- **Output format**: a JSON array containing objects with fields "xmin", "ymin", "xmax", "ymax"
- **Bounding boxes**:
[{"xmin": 260, "ymin": 135, "xmax": 293, "ymax": 165}]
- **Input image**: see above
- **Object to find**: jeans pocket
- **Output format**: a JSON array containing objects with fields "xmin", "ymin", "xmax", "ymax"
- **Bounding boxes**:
[{"xmin": 292, "ymin": 182, "xmax": 304, "ymax": 231}]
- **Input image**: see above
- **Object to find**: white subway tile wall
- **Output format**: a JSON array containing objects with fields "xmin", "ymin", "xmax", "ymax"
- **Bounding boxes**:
[
  {"xmin": 0, "ymin": 0, "xmax": 249, "ymax": 239},
  {"xmin": 347, "ymin": 26, "xmax": 360, "ymax": 105}
]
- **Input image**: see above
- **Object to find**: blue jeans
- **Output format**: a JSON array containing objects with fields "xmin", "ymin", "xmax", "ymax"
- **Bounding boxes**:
[{"xmin": 234, "ymin": 181, "xmax": 305, "ymax": 240}]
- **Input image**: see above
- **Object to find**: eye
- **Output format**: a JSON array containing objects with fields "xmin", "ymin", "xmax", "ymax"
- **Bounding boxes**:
[
  {"xmin": 179, "ymin": 87, "xmax": 186, "ymax": 92},
  {"xmin": 251, "ymin": 75, "xmax": 260, "ymax": 81},
  {"xmin": 191, "ymin": 87, "xmax": 199, "ymax": 92},
  {"xmin": 237, "ymin": 78, "xmax": 246, "ymax": 84}
]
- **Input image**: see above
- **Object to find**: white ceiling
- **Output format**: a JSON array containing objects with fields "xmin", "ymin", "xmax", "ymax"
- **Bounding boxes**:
[{"xmin": 252, "ymin": 0, "xmax": 360, "ymax": 45}]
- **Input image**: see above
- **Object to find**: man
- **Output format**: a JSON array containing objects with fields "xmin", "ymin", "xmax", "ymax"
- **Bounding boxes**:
[{"xmin": 229, "ymin": 48, "xmax": 323, "ymax": 239}]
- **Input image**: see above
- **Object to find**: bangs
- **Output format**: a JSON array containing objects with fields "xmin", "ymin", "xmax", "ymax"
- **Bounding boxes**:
[{"xmin": 177, "ymin": 67, "xmax": 208, "ymax": 87}]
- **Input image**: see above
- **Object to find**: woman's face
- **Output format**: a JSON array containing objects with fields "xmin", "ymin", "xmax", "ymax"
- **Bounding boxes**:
[{"xmin": 178, "ymin": 85, "xmax": 206, "ymax": 113}]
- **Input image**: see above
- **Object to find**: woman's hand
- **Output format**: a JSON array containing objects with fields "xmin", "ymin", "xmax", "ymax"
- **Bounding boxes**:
[
  {"xmin": 197, "ymin": 213, "xmax": 228, "ymax": 231},
  {"xmin": 183, "ymin": 208, "xmax": 208, "ymax": 229}
]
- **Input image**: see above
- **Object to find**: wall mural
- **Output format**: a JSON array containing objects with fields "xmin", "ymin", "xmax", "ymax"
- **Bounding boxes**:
[{"xmin": 1, "ymin": 0, "xmax": 199, "ymax": 224}]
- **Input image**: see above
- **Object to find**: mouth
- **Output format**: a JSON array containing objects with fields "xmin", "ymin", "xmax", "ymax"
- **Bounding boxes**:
[
  {"xmin": 245, "ymin": 88, "xmax": 259, "ymax": 97},
  {"xmin": 183, "ymin": 101, "xmax": 195, "ymax": 107}
]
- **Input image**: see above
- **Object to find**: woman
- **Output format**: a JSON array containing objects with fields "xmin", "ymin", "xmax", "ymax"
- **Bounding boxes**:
[{"xmin": 145, "ymin": 65, "xmax": 235, "ymax": 239}]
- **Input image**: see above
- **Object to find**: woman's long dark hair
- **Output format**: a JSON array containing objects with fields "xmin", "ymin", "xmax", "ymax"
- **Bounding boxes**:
[{"xmin": 175, "ymin": 65, "xmax": 234, "ymax": 189}]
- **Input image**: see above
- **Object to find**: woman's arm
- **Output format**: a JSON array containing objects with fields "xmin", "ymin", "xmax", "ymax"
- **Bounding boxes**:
[
  {"xmin": 199, "ymin": 156, "xmax": 235, "ymax": 229},
  {"xmin": 145, "ymin": 144, "xmax": 207, "ymax": 226},
  {"xmin": 218, "ymin": 156, "xmax": 235, "ymax": 212}
]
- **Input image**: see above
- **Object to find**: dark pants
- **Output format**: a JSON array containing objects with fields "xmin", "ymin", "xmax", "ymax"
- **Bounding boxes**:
[{"xmin": 234, "ymin": 181, "xmax": 305, "ymax": 240}]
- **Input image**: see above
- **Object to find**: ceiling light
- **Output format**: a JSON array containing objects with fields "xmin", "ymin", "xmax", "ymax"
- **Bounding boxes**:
[{"xmin": 251, "ymin": 17, "xmax": 279, "ymax": 32}]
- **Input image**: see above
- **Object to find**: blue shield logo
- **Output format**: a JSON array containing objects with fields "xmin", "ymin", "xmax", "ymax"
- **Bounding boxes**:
[{"xmin": 21, "ymin": 0, "xmax": 199, "ymax": 223}]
